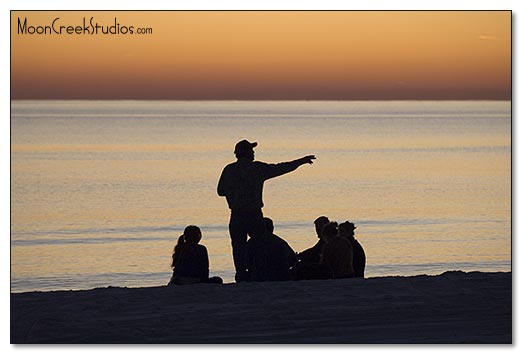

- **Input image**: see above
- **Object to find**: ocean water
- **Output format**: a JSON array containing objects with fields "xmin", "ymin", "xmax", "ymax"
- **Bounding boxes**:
[{"xmin": 11, "ymin": 100, "xmax": 511, "ymax": 292}]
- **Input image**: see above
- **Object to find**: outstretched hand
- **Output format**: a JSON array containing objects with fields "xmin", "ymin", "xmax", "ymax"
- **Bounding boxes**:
[{"xmin": 301, "ymin": 155, "xmax": 316, "ymax": 165}]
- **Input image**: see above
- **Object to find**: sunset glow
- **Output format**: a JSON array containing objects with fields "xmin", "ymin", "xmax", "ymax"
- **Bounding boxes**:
[{"xmin": 11, "ymin": 11, "xmax": 511, "ymax": 100}]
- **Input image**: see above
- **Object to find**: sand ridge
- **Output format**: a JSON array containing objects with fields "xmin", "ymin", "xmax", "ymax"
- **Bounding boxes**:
[{"xmin": 10, "ymin": 271, "xmax": 512, "ymax": 344}]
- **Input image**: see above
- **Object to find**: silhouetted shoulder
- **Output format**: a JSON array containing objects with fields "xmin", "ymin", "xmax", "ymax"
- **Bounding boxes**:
[
  {"xmin": 298, "ymin": 239, "xmax": 324, "ymax": 264},
  {"xmin": 196, "ymin": 244, "xmax": 208, "ymax": 254},
  {"xmin": 273, "ymin": 234, "xmax": 294, "ymax": 251}
]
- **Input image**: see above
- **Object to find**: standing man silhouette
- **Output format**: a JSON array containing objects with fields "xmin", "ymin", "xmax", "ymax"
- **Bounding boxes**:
[{"xmin": 217, "ymin": 139, "xmax": 315, "ymax": 282}]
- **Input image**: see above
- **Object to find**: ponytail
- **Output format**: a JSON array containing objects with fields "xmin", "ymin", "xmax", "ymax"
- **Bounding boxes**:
[{"xmin": 171, "ymin": 235, "xmax": 185, "ymax": 269}]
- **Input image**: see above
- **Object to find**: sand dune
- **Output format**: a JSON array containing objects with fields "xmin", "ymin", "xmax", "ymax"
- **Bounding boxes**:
[{"xmin": 11, "ymin": 271, "xmax": 511, "ymax": 344}]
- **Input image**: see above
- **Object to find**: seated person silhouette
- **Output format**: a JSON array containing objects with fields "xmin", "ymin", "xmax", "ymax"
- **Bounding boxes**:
[
  {"xmin": 168, "ymin": 225, "xmax": 223, "ymax": 285},
  {"xmin": 291, "ymin": 216, "xmax": 332, "ymax": 280},
  {"xmin": 321, "ymin": 222, "xmax": 355, "ymax": 279},
  {"xmin": 339, "ymin": 221, "xmax": 366, "ymax": 278},
  {"xmin": 296, "ymin": 216, "xmax": 330, "ymax": 264},
  {"xmin": 246, "ymin": 217, "xmax": 298, "ymax": 281}
]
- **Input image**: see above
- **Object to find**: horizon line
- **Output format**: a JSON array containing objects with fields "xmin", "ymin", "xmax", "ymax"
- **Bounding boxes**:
[{"xmin": 9, "ymin": 98, "xmax": 512, "ymax": 102}]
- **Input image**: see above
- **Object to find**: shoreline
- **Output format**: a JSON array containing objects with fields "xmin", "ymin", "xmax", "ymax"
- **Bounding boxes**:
[
  {"xmin": 11, "ymin": 270, "xmax": 512, "ymax": 344},
  {"xmin": 10, "ymin": 262, "xmax": 513, "ymax": 294}
]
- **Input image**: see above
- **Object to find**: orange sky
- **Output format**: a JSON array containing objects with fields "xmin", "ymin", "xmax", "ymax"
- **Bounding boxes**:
[{"xmin": 11, "ymin": 11, "xmax": 511, "ymax": 100}]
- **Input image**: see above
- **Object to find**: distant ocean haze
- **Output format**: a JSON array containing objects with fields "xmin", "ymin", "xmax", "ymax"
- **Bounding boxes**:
[{"xmin": 10, "ymin": 100, "xmax": 511, "ymax": 292}]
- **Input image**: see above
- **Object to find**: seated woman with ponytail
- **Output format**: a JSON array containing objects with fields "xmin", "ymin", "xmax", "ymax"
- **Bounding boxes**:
[{"xmin": 168, "ymin": 225, "xmax": 223, "ymax": 285}]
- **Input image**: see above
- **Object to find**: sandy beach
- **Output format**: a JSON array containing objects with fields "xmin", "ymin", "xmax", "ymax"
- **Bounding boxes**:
[{"xmin": 10, "ymin": 271, "xmax": 511, "ymax": 344}]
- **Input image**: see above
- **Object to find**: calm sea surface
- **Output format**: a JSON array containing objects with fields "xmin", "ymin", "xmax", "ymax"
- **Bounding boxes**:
[{"xmin": 11, "ymin": 100, "xmax": 511, "ymax": 292}]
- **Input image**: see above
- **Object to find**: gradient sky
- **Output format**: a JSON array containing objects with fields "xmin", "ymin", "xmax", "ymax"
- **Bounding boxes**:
[{"xmin": 11, "ymin": 11, "xmax": 511, "ymax": 100}]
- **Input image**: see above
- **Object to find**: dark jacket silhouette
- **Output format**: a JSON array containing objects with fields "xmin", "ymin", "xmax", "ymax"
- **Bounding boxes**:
[
  {"xmin": 297, "ymin": 239, "xmax": 324, "ymax": 264},
  {"xmin": 320, "ymin": 222, "xmax": 354, "ymax": 279},
  {"xmin": 168, "ymin": 225, "xmax": 222, "ymax": 285},
  {"xmin": 172, "ymin": 244, "xmax": 209, "ymax": 280},
  {"xmin": 339, "ymin": 221, "xmax": 366, "ymax": 278},
  {"xmin": 321, "ymin": 236, "xmax": 354, "ymax": 278},
  {"xmin": 218, "ymin": 157, "xmax": 310, "ymax": 212},
  {"xmin": 246, "ymin": 217, "xmax": 298, "ymax": 281},
  {"xmin": 349, "ymin": 238, "xmax": 366, "ymax": 278},
  {"xmin": 247, "ymin": 233, "xmax": 298, "ymax": 281},
  {"xmin": 296, "ymin": 216, "xmax": 330, "ymax": 264}
]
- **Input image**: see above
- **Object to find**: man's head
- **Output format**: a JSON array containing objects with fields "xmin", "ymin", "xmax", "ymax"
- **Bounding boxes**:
[
  {"xmin": 264, "ymin": 217, "xmax": 274, "ymax": 235},
  {"xmin": 314, "ymin": 216, "xmax": 330, "ymax": 238},
  {"xmin": 234, "ymin": 140, "xmax": 257, "ymax": 160}
]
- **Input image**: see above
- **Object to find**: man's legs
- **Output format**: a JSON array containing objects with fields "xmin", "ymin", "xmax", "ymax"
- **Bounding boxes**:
[
  {"xmin": 229, "ymin": 211, "xmax": 249, "ymax": 282},
  {"xmin": 229, "ymin": 209, "xmax": 266, "ymax": 282}
]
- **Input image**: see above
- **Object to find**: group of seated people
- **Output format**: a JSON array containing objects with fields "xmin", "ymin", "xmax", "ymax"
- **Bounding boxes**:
[
  {"xmin": 293, "ymin": 216, "xmax": 366, "ymax": 280},
  {"xmin": 167, "ymin": 216, "xmax": 366, "ymax": 285}
]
